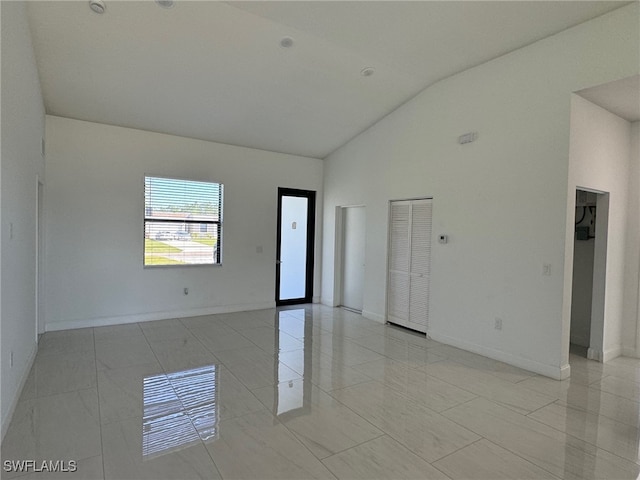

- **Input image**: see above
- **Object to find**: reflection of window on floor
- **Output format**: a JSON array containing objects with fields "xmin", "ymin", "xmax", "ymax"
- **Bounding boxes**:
[{"xmin": 143, "ymin": 365, "xmax": 219, "ymax": 458}]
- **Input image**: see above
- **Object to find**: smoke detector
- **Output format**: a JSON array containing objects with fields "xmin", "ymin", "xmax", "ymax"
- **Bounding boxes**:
[
  {"xmin": 280, "ymin": 37, "xmax": 294, "ymax": 48},
  {"xmin": 89, "ymin": 0, "xmax": 106, "ymax": 14}
]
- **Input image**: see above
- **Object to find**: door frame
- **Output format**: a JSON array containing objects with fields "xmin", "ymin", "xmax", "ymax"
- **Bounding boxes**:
[{"xmin": 276, "ymin": 188, "xmax": 316, "ymax": 306}]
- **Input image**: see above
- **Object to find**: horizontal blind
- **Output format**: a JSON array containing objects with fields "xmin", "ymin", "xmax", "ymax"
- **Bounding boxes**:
[
  {"xmin": 144, "ymin": 176, "xmax": 223, "ymax": 266},
  {"xmin": 145, "ymin": 176, "xmax": 223, "ymax": 223}
]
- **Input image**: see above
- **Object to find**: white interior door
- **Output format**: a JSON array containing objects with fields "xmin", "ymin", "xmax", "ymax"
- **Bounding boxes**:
[
  {"xmin": 387, "ymin": 199, "xmax": 432, "ymax": 333},
  {"xmin": 341, "ymin": 206, "xmax": 366, "ymax": 312}
]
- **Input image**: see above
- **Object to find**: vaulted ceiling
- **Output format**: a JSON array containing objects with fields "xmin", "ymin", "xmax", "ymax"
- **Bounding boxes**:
[{"xmin": 27, "ymin": 1, "xmax": 631, "ymax": 158}]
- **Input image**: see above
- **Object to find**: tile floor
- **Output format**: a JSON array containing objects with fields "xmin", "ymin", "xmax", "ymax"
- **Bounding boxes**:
[{"xmin": 2, "ymin": 304, "xmax": 640, "ymax": 479}]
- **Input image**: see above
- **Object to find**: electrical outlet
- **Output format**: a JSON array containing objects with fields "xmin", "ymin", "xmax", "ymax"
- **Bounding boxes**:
[
  {"xmin": 494, "ymin": 318, "xmax": 503, "ymax": 330},
  {"xmin": 183, "ymin": 287, "xmax": 189, "ymax": 295},
  {"xmin": 543, "ymin": 264, "xmax": 552, "ymax": 276}
]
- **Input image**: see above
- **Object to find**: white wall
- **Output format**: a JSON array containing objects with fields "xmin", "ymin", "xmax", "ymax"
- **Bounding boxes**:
[
  {"xmin": 565, "ymin": 95, "xmax": 632, "ymax": 363},
  {"xmin": 1, "ymin": 1, "xmax": 45, "ymax": 438},
  {"xmin": 45, "ymin": 116, "xmax": 323, "ymax": 330},
  {"xmin": 321, "ymin": 3, "xmax": 639, "ymax": 379}
]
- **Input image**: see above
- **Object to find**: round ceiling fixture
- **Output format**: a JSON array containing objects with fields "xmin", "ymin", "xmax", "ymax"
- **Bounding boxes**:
[
  {"xmin": 155, "ymin": 0, "xmax": 175, "ymax": 8},
  {"xmin": 280, "ymin": 37, "xmax": 294, "ymax": 48},
  {"xmin": 360, "ymin": 67, "xmax": 375, "ymax": 77},
  {"xmin": 89, "ymin": 0, "xmax": 106, "ymax": 14}
]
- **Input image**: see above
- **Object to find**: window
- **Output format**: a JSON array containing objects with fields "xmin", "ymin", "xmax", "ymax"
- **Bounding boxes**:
[{"xmin": 144, "ymin": 175, "xmax": 223, "ymax": 266}]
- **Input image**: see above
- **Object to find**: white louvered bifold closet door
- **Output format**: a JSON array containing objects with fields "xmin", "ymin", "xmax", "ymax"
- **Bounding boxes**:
[{"xmin": 387, "ymin": 199, "xmax": 432, "ymax": 333}]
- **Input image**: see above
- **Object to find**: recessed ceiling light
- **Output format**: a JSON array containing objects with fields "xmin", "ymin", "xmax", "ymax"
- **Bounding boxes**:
[
  {"xmin": 89, "ymin": 0, "xmax": 106, "ymax": 14},
  {"xmin": 155, "ymin": 0, "xmax": 175, "ymax": 8},
  {"xmin": 361, "ymin": 67, "xmax": 375, "ymax": 77},
  {"xmin": 280, "ymin": 37, "xmax": 294, "ymax": 48}
]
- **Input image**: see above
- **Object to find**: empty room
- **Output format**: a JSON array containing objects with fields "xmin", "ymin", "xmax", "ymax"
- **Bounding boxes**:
[{"xmin": 2, "ymin": 1, "xmax": 640, "ymax": 479}]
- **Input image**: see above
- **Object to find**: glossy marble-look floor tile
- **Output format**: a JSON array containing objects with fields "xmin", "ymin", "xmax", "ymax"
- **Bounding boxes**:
[
  {"xmin": 102, "ymin": 417, "xmax": 221, "ymax": 480},
  {"xmin": 30, "ymin": 350, "xmax": 97, "ymax": 397},
  {"xmin": 322, "ymin": 435, "xmax": 450, "ymax": 479},
  {"xmin": 352, "ymin": 358, "xmax": 477, "ymax": 412},
  {"xmin": 139, "ymin": 318, "xmax": 194, "ymax": 342},
  {"xmin": 330, "ymin": 380, "xmax": 481, "ymax": 462},
  {"xmin": 350, "ymin": 334, "xmax": 445, "ymax": 366},
  {"xmin": 519, "ymin": 374, "xmax": 640, "ymax": 427},
  {"xmin": 427, "ymin": 344, "xmax": 537, "ymax": 383},
  {"xmin": 95, "ymin": 335, "xmax": 158, "ymax": 371},
  {"xmin": 419, "ymin": 360, "xmax": 556, "ymax": 414},
  {"xmin": 204, "ymin": 410, "xmax": 335, "ymax": 479},
  {"xmin": 432, "ymin": 439, "xmax": 560, "ymax": 479},
  {"xmin": 591, "ymin": 375, "xmax": 640, "ymax": 402},
  {"xmin": 214, "ymin": 366, "xmax": 267, "ymax": 421},
  {"xmin": 97, "ymin": 362, "xmax": 164, "ymax": 425},
  {"xmin": 252, "ymin": 380, "xmax": 383, "ymax": 459},
  {"xmin": 94, "ymin": 323, "xmax": 145, "ymax": 342},
  {"xmin": 1, "ymin": 389, "xmax": 102, "ymax": 479},
  {"xmin": 442, "ymin": 397, "xmax": 640, "ymax": 480},
  {"xmin": 4, "ymin": 304, "xmax": 640, "ymax": 480},
  {"xmin": 147, "ymin": 335, "xmax": 220, "ymax": 373},
  {"xmin": 528, "ymin": 401, "xmax": 640, "ymax": 463},
  {"xmin": 36, "ymin": 328, "xmax": 95, "ymax": 357}
]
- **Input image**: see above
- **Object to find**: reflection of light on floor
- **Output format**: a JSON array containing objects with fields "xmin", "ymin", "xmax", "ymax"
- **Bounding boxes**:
[
  {"xmin": 277, "ymin": 378, "xmax": 304, "ymax": 416},
  {"xmin": 276, "ymin": 309, "xmax": 307, "ymax": 416},
  {"xmin": 142, "ymin": 365, "xmax": 218, "ymax": 458}
]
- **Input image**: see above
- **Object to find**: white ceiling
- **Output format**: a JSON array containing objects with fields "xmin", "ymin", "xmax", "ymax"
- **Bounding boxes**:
[
  {"xmin": 27, "ymin": 1, "xmax": 631, "ymax": 159},
  {"xmin": 577, "ymin": 75, "xmax": 640, "ymax": 122}
]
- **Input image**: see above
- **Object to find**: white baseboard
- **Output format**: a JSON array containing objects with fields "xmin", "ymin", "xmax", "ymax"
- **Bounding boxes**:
[
  {"xmin": 602, "ymin": 344, "xmax": 622, "ymax": 363},
  {"xmin": 587, "ymin": 347, "xmax": 602, "ymax": 362},
  {"xmin": 362, "ymin": 310, "xmax": 385, "ymax": 324},
  {"xmin": 622, "ymin": 346, "xmax": 639, "ymax": 358},
  {"xmin": 2, "ymin": 342, "xmax": 38, "ymax": 441},
  {"xmin": 45, "ymin": 301, "xmax": 276, "ymax": 332},
  {"xmin": 428, "ymin": 331, "xmax": 568, "ymax": 380},
  {"xmin": 312, "ymin": 296, "xmax": 321, "ymax": 304},
  {"xmin": 321, "ymin": 297, "xmax": 336, "ymax": 307}
]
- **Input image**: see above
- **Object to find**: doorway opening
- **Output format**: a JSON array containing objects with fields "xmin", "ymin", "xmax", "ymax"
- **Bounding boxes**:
[
  {"xmin": 339, "ymin": 206, "xmax": 366, "ymax": 313},
  {"xmin": 570, "ymin": 189, "xmax": 608, "ymax": 360},
  {"xmin": 276, "ymin": 188, "xmax": 316, "ymax": 306}
]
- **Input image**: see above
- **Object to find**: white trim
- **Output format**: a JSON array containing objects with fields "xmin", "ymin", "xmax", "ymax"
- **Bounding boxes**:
[
  {"xmin": 622, "ymin": 346, "xmax": 639, "ymax": 358},
  {"xmin": 602, "ymin": 344, "xmax": 622, "ymax": 363},
  {"xmin": 2, "ymin": 343, "xmax": 38, "ymax": 441},
  {"xmin": 321, "ymin": 296, "xmax": 337, "ymax": 307},
  {"xmin": 312, "ymin": 296, "xmax": 321, "ymax": 304},
  {"xmin": 587, "ymin": 347, "xmax": 602, "ymax": 362},
  {"xmin": 45, "ymin": 301, "xmax": 276, "ymax": 332},
  {"xmin": 362, "ymin": 310, "xmax": 385, "ymax": 324},
  {"xmin": 428, "ymin": 330, "xmax": 568, "ymax": 380}
]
